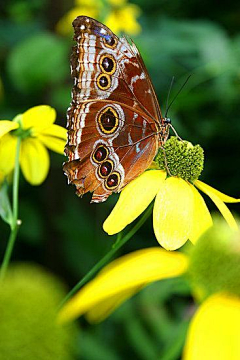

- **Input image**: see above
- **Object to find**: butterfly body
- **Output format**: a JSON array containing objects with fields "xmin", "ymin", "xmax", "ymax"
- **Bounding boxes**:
[{"xmin": 64, "ymin": 16, "xmax": 170, "ymax": 203}]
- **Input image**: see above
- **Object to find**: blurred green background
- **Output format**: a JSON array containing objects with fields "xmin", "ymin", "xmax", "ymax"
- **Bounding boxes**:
[{"xmin": 0, "ymin": 0, "xmax": 240, "ymax": 358}]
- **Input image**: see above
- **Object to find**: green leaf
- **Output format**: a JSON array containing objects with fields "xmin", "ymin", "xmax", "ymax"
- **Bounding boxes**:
[
  {"xmin": 7, "ymin": 32, "xmax": 69, "ymax": 93},
  {"xmin": 0, "ymin": 180, "xmax": 13, "ymax": 226}
]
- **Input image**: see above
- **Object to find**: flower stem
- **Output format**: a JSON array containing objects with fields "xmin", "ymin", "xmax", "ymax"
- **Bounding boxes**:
[
  {"xmin": 58, "ymin": 203, "xmax": 153, "ymax": 309},
  {"xmin": 0, "ymin": 137, "xmax": 21, "ymax": 281}
]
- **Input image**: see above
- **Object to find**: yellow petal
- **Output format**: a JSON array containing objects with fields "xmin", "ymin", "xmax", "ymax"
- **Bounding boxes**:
[
  {"xmin": 189, "ymin": 184, "xmax": 213, "ymax": 243},
  {"xmin": 104, "ymin": 4, "xmax": 141, "ymax": 35},
  {"xmin": 38, "ymin": 135, "xmax": 66, "ymax": 154},
  {"xmin": 56, "ymin": 7, "xmax": 99, "ymax": 36},
  {"xmin": 20, "ymin": 138, "xmax": 50, "ymax": 185},
  {"xmin": 153, "ymin": 177, "xmax": 194, "ymax": 250},
  {"xmin": 86, "ymin": 288, "xmax": 139, "ymax": 323},
  {"xmin": 58, "ymin": 247, "xmax": 188, "ymax": 323},
  {"xmin": 21, "ymin": 105, "xmax": 56, "ymax": 131},
  {"xmin": 39, "ymin": 124, "xmax": 67, "ymax": 140},
  {"xmin": 0, "ymin": 120, "xmax": 19, "ymax": 138},
  {"xmin": 0, "ymin": 133, "xmax": 17, "ymax": 174},
  {"xmin": 195, "ymin": 180, "xmax": 240, "ymax": 203},
  {"xmin": 184, "ymin": 293, "xmax": 240, "ymax": 360},
  {"xmin": 37, "ymin": 124, "xmax": 67, "ymax": 154},
  {"xmin": 103, "ymin": 170, "xmax": 166, "ymax": 235},
  {"xmin": 195, "ymin": 181, "xmax": 238, "ymax": 230}
]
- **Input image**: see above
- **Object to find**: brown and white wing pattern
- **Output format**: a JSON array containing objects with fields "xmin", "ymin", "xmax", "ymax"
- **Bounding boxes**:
[{"xmin": 64, "ymin": 16, "xmax": 165, "ymax": 203}]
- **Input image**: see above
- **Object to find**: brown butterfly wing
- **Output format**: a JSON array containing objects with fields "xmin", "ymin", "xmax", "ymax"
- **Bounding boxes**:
[
  {"xmin": 64, "ymin": 16, "xmax": 163, "ymax": 203},
  {"xmin": 70, "ymin": 16, "xmax": 161, "ymax": 118},
  {"xmin": 64, "ymin": 100, "xmax": 158, "ymax": 202}
]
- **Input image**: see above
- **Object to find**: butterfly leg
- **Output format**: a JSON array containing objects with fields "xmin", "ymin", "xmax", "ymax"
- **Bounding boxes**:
[
  {"xmin": 159, "ymin": 146, "xmax": 174, "ymax": 177},
  {"xmin": 170, "ymin": 124, "xmax": 183, "ymax": 141}
]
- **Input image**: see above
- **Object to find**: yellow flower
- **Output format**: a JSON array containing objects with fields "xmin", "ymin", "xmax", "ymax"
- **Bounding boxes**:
[
  {"xmin": 185, "ymin": 223, "xmax": 240, "ymax": 360},
  {"xmin": 104, "ymin": 3, "xmax": 141, "ymax": 35},
  {"xmin": 58, "ymin": 223, "xmax": 240, "ymax": 359},
  {"xmin": 61, "ymin": 259, "xmax": 240, "ymax": 359},
  {"xmin": 104, "ymin": 138, "xmax": 240, "ymax": 250},
  {"xmin": 58, "ymin": 247, "xmax": 188, "ymax": 323},
  {"xmin": 184, "ymin": 293, "xmax": 240, "ymax": 360},
  {"xmin": 0, "ymin": 105, "xmax": 67, "ymax": 185},
  {"xmin": 56, "ymin": 6, "xmax": 99, "ymax": 36},
  {"xmin": 56, "ymin": 0, "xmax": 141, "ymax": 36}
]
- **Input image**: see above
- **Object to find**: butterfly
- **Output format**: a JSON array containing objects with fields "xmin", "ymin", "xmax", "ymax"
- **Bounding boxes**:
[{"xmin": 63, "ymin": 16, "xmax": 171, "ymax": 203}]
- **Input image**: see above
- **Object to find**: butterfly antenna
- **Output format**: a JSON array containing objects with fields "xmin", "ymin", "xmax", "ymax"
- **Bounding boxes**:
[
  {"xmin": 165, "ymin": 76, "xmax": 175, "ymax": 117},
  {"xmin": 165, "ymin": 75, "xmax": 191, "ymax": 117}
]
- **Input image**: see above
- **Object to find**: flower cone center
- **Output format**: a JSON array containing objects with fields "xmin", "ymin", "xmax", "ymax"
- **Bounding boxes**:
[{"xmin": 155, "ymin": 137, "xmax": 204, "ymax": 183}]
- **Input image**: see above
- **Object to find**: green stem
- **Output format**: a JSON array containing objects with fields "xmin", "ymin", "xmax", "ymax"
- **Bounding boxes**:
[
  {"xmin": 0, "ymin": 137, "xmax": 21, "ymax": 281},
  {"xmin": 58, "ymin": 204, "xmax": 153, "ymax": 309}
]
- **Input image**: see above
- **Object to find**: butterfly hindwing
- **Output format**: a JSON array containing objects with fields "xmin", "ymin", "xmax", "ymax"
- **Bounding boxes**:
[{"xmin": 64, "ymin": 100, "xmax": 158, "ymax": 202}]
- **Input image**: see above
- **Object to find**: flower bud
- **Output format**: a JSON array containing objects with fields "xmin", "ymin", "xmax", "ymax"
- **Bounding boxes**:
[
  {"xmin": 0, "ymin": 263, "xmax": 77, "ymax": 359},
  {"xmin": 188, "ymin": 218, "xmax": 240, "ymax": 298}
]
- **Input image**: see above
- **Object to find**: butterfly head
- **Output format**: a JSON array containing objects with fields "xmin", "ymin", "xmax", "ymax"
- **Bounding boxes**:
[
  {"xmin": 163, "ymin": 117, "xmax": 171, "ymax": 125},
  {"xmin": 160, "ymin": 117, "xmax": 183, "ymax": 143}
]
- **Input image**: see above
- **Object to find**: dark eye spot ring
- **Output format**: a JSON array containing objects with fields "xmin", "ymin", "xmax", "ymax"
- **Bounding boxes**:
[
  {"xmin": 105, "ymin": 172, "xmax": 121, "ymax": 190},
  {"xmin": 97, "ymin": 73, "xmax": 111, "ymax": 90},
  {"xmin": 97, "ymin": 106, "xmax": 119, "ymax": 135},
  {"xmin": 103, "ymin": 36, "xmax": 117, "ymax": 49},
  {"xmin": 100, "ymin": 54, "xmax": 116, "ymax": 75},
  {"xmin": 92, "ymin": 145, "xmax": 109, "ymax": 163},
  {"xmin": 97, "ymin": 160, "xmax": 114, "ymax": 178}
]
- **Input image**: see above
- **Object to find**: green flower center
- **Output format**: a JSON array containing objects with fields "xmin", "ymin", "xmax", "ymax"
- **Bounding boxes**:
[
  {"xmin": 155, "ymin": 136, "xmax": 204, "ymax": 183},
  {"xmin": 188, "ymin": 220, "xmax": 240, "ymax": 298}
]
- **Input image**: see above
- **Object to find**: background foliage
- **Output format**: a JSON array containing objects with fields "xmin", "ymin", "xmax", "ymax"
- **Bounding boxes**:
[{"xmin": 0, "ymin": 0, "xmax": 239, "ymax": 358}]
